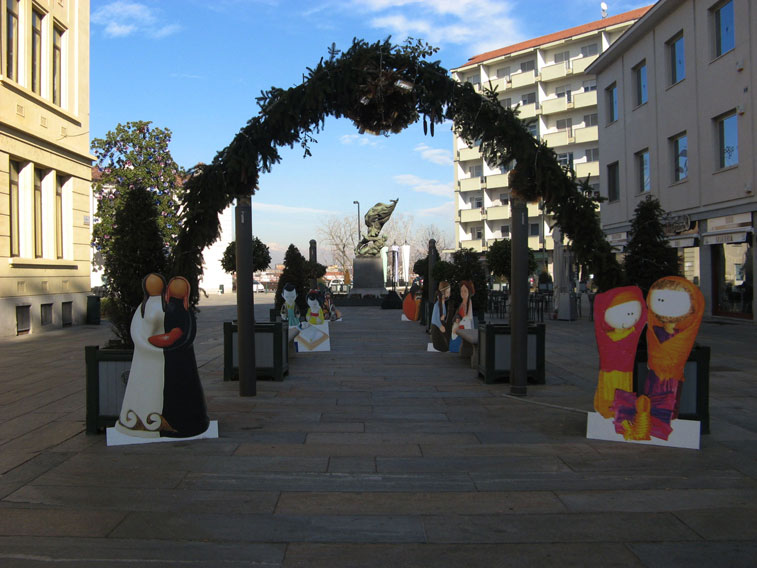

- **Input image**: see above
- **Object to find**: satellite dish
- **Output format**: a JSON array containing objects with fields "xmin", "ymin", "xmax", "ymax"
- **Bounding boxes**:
[{"xmin": 601, "ymin": 2, "xmax": 608, "ymax": 17}]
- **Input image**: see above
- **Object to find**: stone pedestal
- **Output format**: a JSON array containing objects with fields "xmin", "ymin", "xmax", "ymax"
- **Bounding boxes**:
[{"xmin": 350, "ymin": 256, "xmax": 387, "ymax": 296}]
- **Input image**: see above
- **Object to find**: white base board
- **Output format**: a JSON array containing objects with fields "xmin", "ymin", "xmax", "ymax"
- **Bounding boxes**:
[
  {"xmin": 427, "ymin": 343, "xmax": 439, "ymax": 352},
  {"xmin": 586, "ymin": 412, "xmax": 700, "ymax": 450},
  {"xmin": 106, "ymin": 421, "xmax": 219, "ymax": 447},
  {"xmin": 401, "ymin": 314, "xmax": 411, "ymax": 322}
]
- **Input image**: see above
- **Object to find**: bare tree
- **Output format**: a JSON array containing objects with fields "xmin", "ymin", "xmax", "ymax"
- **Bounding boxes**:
[{"xmin": 317, "ymin": 215, "xmax": 358, "ymax": 270}]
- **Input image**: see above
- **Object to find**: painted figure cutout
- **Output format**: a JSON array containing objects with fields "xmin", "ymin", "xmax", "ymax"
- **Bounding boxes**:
[
  {"xmin": 280, "ymin": 283, "xmax": 301, "ymax": 327},
  {"xmin": 322, "ymin": 290, "xmax": 342, "ymax": 321},
  {"xmin": 306, "ymin": 290, "xmax": 326, "ymax": 325},
  {"xmin": 450, "ymin": 280, "xmax": 475, "ymax": 356},
  {"xmin": 430, "ymin": 281, "xmax": 452, "ymax": 351},
  {"xmin": 157, "ymin": 276, "xmax": 210, "ymax": 438},
  {"xmin": 592, "ymin": 286, "xmax": 647, "ymax": 418},
  {"xmin": 402, "ymin": 283, "xmax": 421, "ymax": 321},
  {"xmin": 116, "ymin": 273, "xmax": 169, "ymax": 437},
  {"xmin": 614, "ymin": 276, "xmax": 704, "ymax": 441}
]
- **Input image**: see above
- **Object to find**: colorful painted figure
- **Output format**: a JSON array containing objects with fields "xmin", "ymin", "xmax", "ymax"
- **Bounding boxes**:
[
  {"xmin": 305, "ymin": 290, "xmax": 326, "ymax": 325},
  {"xmin": 614, "ymin": 276, "xmax": 705, "ymax": 441},
  {"xmin": 402, "ymin": 283, "xmax": 421, "ymax": 321},
  {"xmin": 280, "ymin": 283, "xmax": 301, "ymax": 327},
  {"xmin": 592, "ymin": 286, "xmax": 647, "ymax": 418},
  {"xmin": 450, "ymin": 280, "xmax": 475, "ymax": 356},
  {"xmin": 430, "ymin": 281, "xmax": 452, "ymax": 352},
  {"xmin": 322, "ymin": 290, "xmax": 341, "ymax": 321}
]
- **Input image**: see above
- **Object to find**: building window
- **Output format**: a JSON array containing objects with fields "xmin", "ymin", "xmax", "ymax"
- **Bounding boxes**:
[
  {"xmin": 606, "ymin": 83, "xmax": 618, "ymax": 123},
  {"xmin": 9, "ymin": 160, "xmax": 20, "ymax": 257},
  {"xmin": 636, "ymin": 149, "xmax": 650, "ymax": 193},
  {"xmin": 501, "ymin": 225, "xmax": 510, "ymax": 238},
  {"xmin": 31, "ymin": 9, "xmax": 44, "ymax": 94},
  {"xmin": 474, "ymin": 226, "xmax": 483, "ymax": 240},
  {"xmin": 529, "ymin": 223, "xmax": 540, "ymax": 237},
  {"xmin": 554, "ymin": 50, "xmax": 570, "ymax": 64},
  {"xmin": 669, "ymin": 33, "xmax": 685, "ymax": 84},
  {"xmin": 584, "ymin": 113, "xmax": 598, "ymax": 127},
  {"xmin": 607, "ymin": 162, "xmax": 620, "ymax": 202},
  {"xmin": 557, "ymin": 152, "xmax": 574, "ymax": 168},
  {"xmin": 53, "ymin": 25, "xmax": 64, "ymax": 106},
  {"xmin": 583, "ymin": 80, "xmax": 597, "ymax": 92},
  {"xmin": 556, "ymin": 118, "xmax": 572, "ymax": 135},
  {"xmin": 713, "ymin": 0, "xmax": 735, "ymax": 57},
  {"xmin": 634, "ymin": 61, "xmax": 648, "ymax": 106},
  {"xmin": 717, "ymin": 112, "xmax": 738, "ymax": 169},
  {"xmin": 585, "ymin": 148, "xmax": 600, "ymax": 162},
  {"xmin": 496, "ymin": 66, "xmax": 510, "ymax": 79},
  {"xmin": 16, "ymin": 305, "xmax": 31, "ymax": 335},
  {"xmin": 55, "ymin": 176, "xmax": 65, "ymax": 259},
  {"xmin": 581, "ymin": 43, "xmax": 598, "ymax": 57},
  {"xmin": 473, "ymin": 196, "xmax": 483, "ymax": 209},
  {"xmin": 521, "ymin": 92, "xmax": 536, "ymax": 105},
  {"xmin": 499, "ymin": 194, "xmax": 509, "ymax": 206},
  {"xmin": 62, "ymin": 301, "xmax": 73, "ymax": 327},
  {"xmin": 520, "ymin": 60, "xmax": 535, "ymax": 73},
  {"xmin": 526, "ymin": 122, "xmax": 538, "ymax": 138},
  {"xmin": 556, "ymin": 85, "xmax": 572, "ymax": 102},
  {"xmin": 34, "ymin": 168, "xmax": 44, "ymax": 258},
  {"xmin": 41, "ymin": 303, "xmax": 53, "ymax": 326},
  {"xmin": 502, "ymin": 97, "xmax": 512, "ymax": 109},
  {"xmin": 672, "ymin": 133, "xmax": 688, "ymax": 182},
  {"xmin": 6, "ymin": 0, "xmax": 19, "ymax": 81},
  {"xmin": 468, "ymin": 164, "xmax": 483, "ymax": 178}
]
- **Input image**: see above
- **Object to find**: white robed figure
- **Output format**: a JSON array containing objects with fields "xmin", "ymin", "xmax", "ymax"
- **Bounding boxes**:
[{"xmin": 115, "ymin": 273, "xmax": 167, "ymax": 437}]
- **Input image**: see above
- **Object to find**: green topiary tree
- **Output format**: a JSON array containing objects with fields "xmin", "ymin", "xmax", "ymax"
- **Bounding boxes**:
[
  {"xmin": 91, "ymin": 121, "xmax": 184, "ymax": 346},
  {"xmin": 274, "ymin": 244, "xmax": 309, "ymax": 312},
  {"xmin": 220, "ymin": 238, "xmax": 272, "ymax": 275},
  {"xmin": 623, "ymin": 195, "xmax": 680, "ymax": 296},
  {"xmin": 486, "ymin": 238, "xmax": 537, "ymax": 284}
]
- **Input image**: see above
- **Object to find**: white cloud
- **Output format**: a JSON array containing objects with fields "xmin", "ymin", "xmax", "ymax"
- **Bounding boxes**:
[
  {"xmin": 351, "ymin": 0, "xmax": 524, "ymax": 54},
  {"xmin": 339, "ymin": 134, "xmax": 380, "ymax": 147},
  {"xmin": 414, "ymin": 143, "xmax": 452, "ymax": 166},
  {"xmin": 393, "ymin": 174, "xmax": 452, "ymax": 197},
  {"xmin": 417, "ymin": 200, "xmax": 455, "ymax": 218},
  {"xmin": 252, "ymin": 201, "xmax": 331, "ymax": 215},
  {"xmin": 266, "ymin": 241, "xmax": 287, "ymax": 252},
  {"xmin": 92, "ymin": 1, "xmax": 180, "ymax": 39}
]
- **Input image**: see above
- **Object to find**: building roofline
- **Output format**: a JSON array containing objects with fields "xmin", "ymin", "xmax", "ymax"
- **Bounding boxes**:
[
  {"xmin": 586, "ymin": 0, "xmax": 685, "ymax": 75},
  {"xmin": 452, "ymin": 5, "xmax": 653, "ymax": 72}
]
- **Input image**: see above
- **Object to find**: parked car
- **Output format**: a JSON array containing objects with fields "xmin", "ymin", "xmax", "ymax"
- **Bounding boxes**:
[{"xmin": 252, "ymin": 280, "xmax": 264, "ymax": 293}]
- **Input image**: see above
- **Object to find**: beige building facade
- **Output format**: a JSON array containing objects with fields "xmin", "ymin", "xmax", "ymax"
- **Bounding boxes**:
[
  {"xmin": 588, "ymin": 0, "xmax": 755, "ymax": 319},
  {"xmin": 0, "ymin": 0, "xmax": 92, "ymax": 336},
  {"xmin": 451, "ymin": 8, "xmax": 649, "ymax": 278}
]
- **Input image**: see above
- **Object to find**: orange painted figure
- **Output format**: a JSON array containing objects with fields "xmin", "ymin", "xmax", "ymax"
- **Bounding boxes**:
[
  {"xmin": 614, "ymin": 277, "xmax": 705, "ymax": 440},
  {"xmin": 593, "ymin": 286, "xmax": 647, "ymax": 418}
]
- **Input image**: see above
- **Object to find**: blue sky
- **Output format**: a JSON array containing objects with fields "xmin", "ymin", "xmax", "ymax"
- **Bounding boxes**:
[{"xmin": 90, "ymin": 0, "xmax": 648, "ymax": 262}]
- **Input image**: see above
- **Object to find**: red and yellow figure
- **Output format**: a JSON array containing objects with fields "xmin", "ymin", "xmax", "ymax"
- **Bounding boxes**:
[{"xmin": 593, "ymin": 286, "xmax": 647, "ymax": 418}]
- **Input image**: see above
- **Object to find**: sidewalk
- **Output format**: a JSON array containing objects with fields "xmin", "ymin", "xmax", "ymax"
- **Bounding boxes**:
[{"xmin": 0, "ymin": 293, "xmax": 756, "ymax": 567}]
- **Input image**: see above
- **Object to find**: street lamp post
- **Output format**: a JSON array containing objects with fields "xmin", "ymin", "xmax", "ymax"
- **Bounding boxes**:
[{"xmin": 353, "ymin": 200, "xmax": 361, "ymax": 244}]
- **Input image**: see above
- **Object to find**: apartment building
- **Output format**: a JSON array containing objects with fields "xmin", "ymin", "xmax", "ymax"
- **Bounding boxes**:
[
  {"xmin": 588, "ymin": 0, "xmax": 755, "ymax": 319},
  {"xmin": 1, "ymin": 0, "xmax": 92, "ymax": 336},
  {"xmin": 450, "ymin": 7, "xmax": 650, "ymax": 277}
]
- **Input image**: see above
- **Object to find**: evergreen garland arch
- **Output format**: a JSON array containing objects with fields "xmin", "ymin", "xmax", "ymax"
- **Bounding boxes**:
[{"xmin": 170, "ymin": 38, "xmax": 622, "ymax": 304}]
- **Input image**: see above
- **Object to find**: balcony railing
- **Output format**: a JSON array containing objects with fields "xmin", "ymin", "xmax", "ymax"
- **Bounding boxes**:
[
  {"xmin": 460, "ymin": 208, "xmax": 484, "ymax": 223},
  {"xmin": 575, "ymin": 161, "xmax": 599, "ymax": 179},
  {"xmin": 459, "ymin": 176, "xmax": 484, "ymax": 192},
  {"xmin": 540, "ymin": 61, "xmax": 570, "ymax": 82},
  {"xmin": 573, "ymin": 125, "xmax": 598, "ymax": 144},
  {"xmin": 457, "ymin": 146, "xmax": 481, "ymax": 161},
  {"xmin": 573, "ymin": 90, "xmax": 597, "ymax": 109},
  {"xmin": 486, "ymin": 172, "xmax": 509, "ymax": 189},
  {"xmin": 486, "ymin": 205, "xmax": 510, "ymax": 221},
  {"xmin": 511, "ymin": 69, "xmax": 537, "ymax": 88},
  {"xmin": 540, "ymin": 96, "xmax": 570, "ymax": 115},
  {"xmin": 541, "ymin": 129, "xmax": 571, "ymax": 148}
]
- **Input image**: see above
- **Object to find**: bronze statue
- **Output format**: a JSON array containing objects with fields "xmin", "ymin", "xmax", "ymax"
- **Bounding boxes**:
[{"xmin": 354, "ymin": 198, "xmax": 398, "ymax": 256}]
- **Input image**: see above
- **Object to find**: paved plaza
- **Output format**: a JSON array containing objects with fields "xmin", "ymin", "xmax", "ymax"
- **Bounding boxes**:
[{"xmin": 1, "ymin": 293, "xmax": 757, "ymax": 567}]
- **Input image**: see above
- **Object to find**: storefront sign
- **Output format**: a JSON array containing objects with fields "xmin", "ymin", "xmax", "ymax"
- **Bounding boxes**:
[
  {"xmin": 708, "ymin": 213, "xmax": 752, "ymax": 232},
  {"xmin": 702, "ymin": 232, "xmax": 749, "ymax": 245},
  {"xmin": 670, "ymin": 237, "xmax": 697, "ymax": 248},
  {"xmin": 662, "ymin": 214, "xmax": 691, "ymax": 235}
]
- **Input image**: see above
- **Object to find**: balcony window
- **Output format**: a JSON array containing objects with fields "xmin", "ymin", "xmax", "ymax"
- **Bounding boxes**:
[
  {"xmin": 529, "ymin": 223, "xmax": 540, "ymax": 237},
  {"xmin": 499, "ymin": 194, "xmax": 509, "ymax": 206},
  {"xmin": 671, "ymin": 133, "xmax": 688, "ymax": 182},
  {"xmin": 32, "ymin": 9, "xmax": 44, "ymax": 94},
  {"xmin": 554, "ymin": 50, "xmax": 570, "ymax": 64},
  {"xmin": 713, "ymin": 0, "xmax": 735, "ymax": 57},
  {"xmin": 556, "ymin": 118, "xmax": 572, "ymax": 135},
  {"xmin": 501, "ymin": 225, "xmax": 510, "ymax": 238},
  {"xmin": 468, "ymin": 164, "xmax": 483, "ymax": 178},
  {"xmin": 636, "ymin": 149, "xmax": 650, "ymax": 193},
  {"xmin": 606, "ymin": 83, "xmax": 618, "ymax": 123},
  {"xmin": 634, "ymin": 61, "xmax": 648, "ymax": 106},
  {"xmin": 557, "ymin": 152, "xmax": 574, "ymax": 169},
  {"xmin": 581, "ymin": 43, "xmax": 598, "ymax": 57},
  {"xmin": 520, "ymin": 60, "xmax": 535, "ymax": 73},
  {"xmin": 556, "ymin": 85, "xmax": 572, "ymax": 102},
  {"xmin": 583, "ymin": 80, "xmax": 597, "ymax": 92},
  {"xmin": 53, "ymin": 25, "xmax": 64, "ymax": 106},
  {"xmin": 521, "ymin": 92, "xmax": 536, "ymax": 105},
  {"xmin": 584, "ymin": 113, "xmax": 598, "ymax": 127},
  {"xmin": 717, "ymin": 112, "xmax": 738, "ymax": 169},
  {"xmin": 496, "ymin": 66, "xmax": 510, "ymax": 79},
  {"xmin": 585, "ymin": 148, "xmax": 599, "ymax": 162},
  {"xmin": 668, "ymin": 33, "xmax": 685, "ymax": 84},
  {"xmin": 607, "ymin": 162, "xmax": 620, "ymax": 202},
  {"xmin": 502, "ymin": 97, "xmax": 512, "ymax": 109}
]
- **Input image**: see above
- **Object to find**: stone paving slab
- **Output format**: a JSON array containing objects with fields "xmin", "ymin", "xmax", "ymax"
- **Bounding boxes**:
[
  {"xmin": 282, "ymin": 543, "xmax": 646, "ymax": 568},
  {"xmin": 0, "ymin": 508, "xmax": 126, "ymax": 537}
]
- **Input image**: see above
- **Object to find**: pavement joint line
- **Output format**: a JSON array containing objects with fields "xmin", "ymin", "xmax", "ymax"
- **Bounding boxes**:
[{"xmin": 501, "ymin": 394, "xmax": 589, "ymax": 415}]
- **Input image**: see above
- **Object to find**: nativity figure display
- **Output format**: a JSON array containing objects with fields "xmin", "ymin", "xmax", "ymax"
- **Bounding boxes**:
[
  {"xmin": 429, "ymin": 281, "xmax": 453, "ymax": 352},
  {"xmin": 449, "ymin": 280, "xmax": 476, "ymax": 356},
  {"xmin": 109, "ymin": 273, "xmax": 217, "ymax": 446},
  {"xmin": 280, "ymin": 282, "xmax": 301, "ymax": 327}
]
